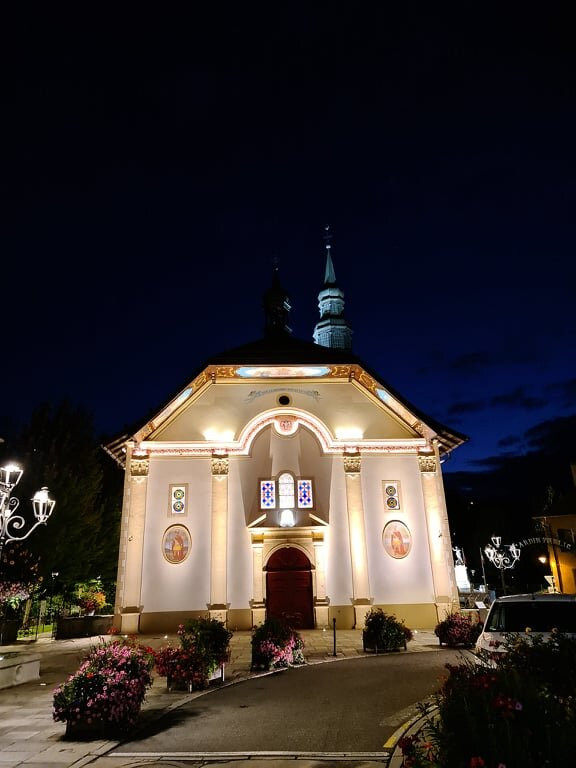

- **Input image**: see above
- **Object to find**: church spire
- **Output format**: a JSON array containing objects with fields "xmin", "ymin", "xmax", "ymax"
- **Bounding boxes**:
[
  {"xmin": 313, "ymin": 226, "xmax": 353, "ymax": 351},
  {"xmin": 263, "ymin": 258, "xmax": 292, "ymax": 338}
]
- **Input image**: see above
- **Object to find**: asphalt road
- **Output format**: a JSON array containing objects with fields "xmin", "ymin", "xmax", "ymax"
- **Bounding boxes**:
[{"xmin": 111, "ymin": 650, "xmax": 462, "ymax": 757}]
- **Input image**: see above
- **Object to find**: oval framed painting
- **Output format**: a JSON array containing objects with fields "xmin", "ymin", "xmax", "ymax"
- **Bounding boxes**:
[
  {"xmin": 162, "ymin": 524, "xmax": 191, "ymax": 564},
  {"xmin": 382, "ymin": 520, "xmax": 412, "ymax": 559}
]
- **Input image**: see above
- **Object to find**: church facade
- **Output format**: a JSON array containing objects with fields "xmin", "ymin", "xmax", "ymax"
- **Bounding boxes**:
[{"xmin": 105, "ymin": 242, "xmax": 467, "ymax": 633}]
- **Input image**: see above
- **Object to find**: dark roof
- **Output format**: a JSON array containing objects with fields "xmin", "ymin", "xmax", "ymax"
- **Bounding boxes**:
[{"xmin": 205, "ymin": 334, "xmax": 359, "ymax": 366}]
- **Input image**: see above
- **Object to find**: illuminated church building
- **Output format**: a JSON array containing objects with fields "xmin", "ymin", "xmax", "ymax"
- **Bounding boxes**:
[{"xmin": 105, "ymin": 239, "xmax": 467, "ymax": 633}]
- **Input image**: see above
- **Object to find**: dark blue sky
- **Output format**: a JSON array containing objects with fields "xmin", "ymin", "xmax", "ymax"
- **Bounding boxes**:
[{"xmin": 2, "ymin": 7, "xmax": 575, "ymax": 474}]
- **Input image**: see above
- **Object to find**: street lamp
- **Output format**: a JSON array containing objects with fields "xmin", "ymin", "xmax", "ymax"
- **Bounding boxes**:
[
  {"xmin": 483, "ymin": 535, "xmax": 521, "ymax": 595},
  {"xmin": 537, "ymin": 555, "xmax": 556, "ymax": 592},
  {"xmin": 0, "ymin": 463, "xmax": 56, "ymax": 576}
]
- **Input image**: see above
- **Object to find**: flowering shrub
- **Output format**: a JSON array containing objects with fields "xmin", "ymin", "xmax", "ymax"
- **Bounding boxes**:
[
  {"xmin": 399, "ymin": 731, "xmax": 440, "ymax": 768},
  {"xmin": 52, "ymin": 637, "xmax": 154, "ymax": 733},
  {"xmin": 0, "ymin": 543, "xmax": 39, "ymax": 613},
  {"xmin": 76, "ymin": 581, "xmax": 107, "ymax": 614},
  {"xmin": 0, "ymin": 581, "xmax": 31, "ymax": 618},
  {"xmin": 434, "ymin": 611, "xmax": 482, "ymax": 647},
  {"xmin": 251, "ymin": 617, "xmax": 305, "ymax": 670},
  {"xmin": 154, "ymin": 644, "xmax": 207, "ymax": 689},
  {"xmin": 154, "ymin": 617, "xmax": 233, "ymax": 690},
  {"xmin": 400, "ymin": 632, "xmax": 576, "ymax": 767},
  {"xmin": 363, "ymin": 608, "xmax": 413, "ymax": 651}
]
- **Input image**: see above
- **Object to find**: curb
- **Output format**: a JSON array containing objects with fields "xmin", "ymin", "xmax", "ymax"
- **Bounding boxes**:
[{"xmin": 384, "ymin": 701, "xmax": 438, "ymax": 767}]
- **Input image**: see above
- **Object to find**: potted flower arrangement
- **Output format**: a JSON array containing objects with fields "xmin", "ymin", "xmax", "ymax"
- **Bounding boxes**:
[
  {"xmin": 55, "ymin": 580, "xmax": 113, "ymax": 639},
  {"xmin": 434, "ymin": 611, "xmax": 482, "ymax": 647},
  {"xmin": 154, "ymin": 643, "xmax": 205, "ymax": 692},
  {"xmin": 52, "ymin": 636, "xmax": 155, "ymax": 739},
  {"xmin": 250, "ymin": 617, "xmax": 306, "ymax": 671},
  {"xmin": 154, "ymin": 616, "xmax": 233, "ymax": 691},
  {"xmin": 0, "ymin": 581, "xmax": 31, "ymax": 644},
  {"xmin": 362, "ymin": 607, "xmax": 413, "ymax": 653},
  {"xmin": 76, "ymin": 581, "xmax": 107, "ymax": 615},
  {"xmin": 181, "ymin": 616, "xmax": 232, "ymax": 681}
]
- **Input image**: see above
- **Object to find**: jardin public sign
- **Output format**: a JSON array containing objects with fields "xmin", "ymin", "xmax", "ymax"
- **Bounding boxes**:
[{"xmin": 516, "ymin": 536, "xmax": 573, "ymax": 552}]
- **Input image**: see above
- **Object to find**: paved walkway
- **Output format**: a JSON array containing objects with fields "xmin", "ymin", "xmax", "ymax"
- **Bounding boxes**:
[{"xmin": 0, "ymin": 627, "xmax": 442, "ymax": 767}]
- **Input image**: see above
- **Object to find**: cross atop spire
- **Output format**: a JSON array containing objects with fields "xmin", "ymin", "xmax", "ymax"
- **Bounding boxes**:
[{"xmin": 322, "ymin": 225, "xmax": 337, "ymax": 286}]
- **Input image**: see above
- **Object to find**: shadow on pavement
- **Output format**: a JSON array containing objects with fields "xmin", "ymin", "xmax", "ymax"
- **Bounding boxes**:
[{"xmin": 116, "ymin": 705, "xmax": 201, "ymax": 743}]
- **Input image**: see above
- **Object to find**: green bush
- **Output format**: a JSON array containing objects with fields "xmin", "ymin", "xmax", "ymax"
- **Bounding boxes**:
[
  {"xmin": 181, "ymin": 616, "xmax": 233, "ymax": 671},
  {"xmin": 363, "ymin": 608, "xmax": 412, "ymax": 651}
]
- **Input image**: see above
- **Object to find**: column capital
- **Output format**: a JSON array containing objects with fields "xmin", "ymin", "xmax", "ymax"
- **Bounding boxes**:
[
  {"xmin": 343, "ymin": 452, "xmax": 361, "ymax": 474},
  {"xmin": 130, "ymin": 457, "xmax": 149, "ymax": 476},
  {"xmin": 418, "ymin": 455, "xmax": 437, "ymax": 473},
  {"xmin": 211, "ymin": 454, "xmax": 229, "ymax": 475}
]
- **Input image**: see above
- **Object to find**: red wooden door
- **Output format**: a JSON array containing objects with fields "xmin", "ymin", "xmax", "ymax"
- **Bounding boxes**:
[{"xmin": 266, "ymin": 547, "xmax": 314, "ymax": 628}]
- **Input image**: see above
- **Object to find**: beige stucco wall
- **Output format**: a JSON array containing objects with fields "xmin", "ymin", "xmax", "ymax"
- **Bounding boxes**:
[{"xmin": 121, "ymin": 372, "xmax": 457, "ymax": 633}]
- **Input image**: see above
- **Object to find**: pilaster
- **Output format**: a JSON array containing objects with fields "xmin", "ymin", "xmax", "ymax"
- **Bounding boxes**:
[
  {"xmin": 249, "ymin": 540, "xmax": 266, "ymax": 627},
  {"xmin": 419, "ymin": 444, "xmax": 459, "ymax": 622},
  {"xmin": 115, "ymin": 445, "xmax": 149, "ymax": 633},
  {"xmin": 343, "ymin": 451, "xmax": 371, "ymax": 627},
  {"xmin": 209, "ymin": 454, "xmax": 229, "ymax": 618},
  {"xmin": 313, "ymin": 537, "xmax": 329, "ymax": 627}
]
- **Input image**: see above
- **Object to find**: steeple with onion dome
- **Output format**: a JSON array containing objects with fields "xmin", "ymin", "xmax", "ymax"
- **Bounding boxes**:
[{"xmin": 313, "ymin": 226, "xmax": 353, "ymax": 351}]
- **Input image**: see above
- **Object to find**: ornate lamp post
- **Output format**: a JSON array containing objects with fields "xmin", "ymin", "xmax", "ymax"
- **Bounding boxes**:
[
  {"xmin": 0, "ymin": 463, "xmax": 56, "ymax": 577},
  {"xmin": 483, "ymin": 535, "xmax": 521, "ymax": 595}
]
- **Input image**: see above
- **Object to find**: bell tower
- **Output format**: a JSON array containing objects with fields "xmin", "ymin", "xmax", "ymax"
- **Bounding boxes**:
[{"xmin": 313, "ymin": 226, "xmax": 353, "ymax": 351}]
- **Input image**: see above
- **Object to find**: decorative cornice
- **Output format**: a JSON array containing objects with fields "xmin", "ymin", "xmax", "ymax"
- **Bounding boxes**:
[
  {"xmin": 418, "ymin": 455, "xmax": 437, "ymax": 473},
  {"xmin": 130, "ymin": 458, "xmax": 149, "ymax": 477},
  {"xmin": 138, "ymin": 440, "xmax": 427, "ymax": 459},
  {"xmin": 138, "ymin": 407, "xmax": 427, "ymax": 459},
  {"xmin": 211, "ymin": 456, "xmax": 229, "ymax": 475}
]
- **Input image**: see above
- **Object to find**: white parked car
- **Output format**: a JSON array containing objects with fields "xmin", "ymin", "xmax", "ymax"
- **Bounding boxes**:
[{"xmin": 474, "ymin": 593, "xmax": 576, "ymax": 661}]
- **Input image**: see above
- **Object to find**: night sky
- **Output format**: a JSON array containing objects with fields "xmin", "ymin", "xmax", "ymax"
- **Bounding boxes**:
[{"xmin": 2, "ymin": 7, "xmax": 575, "ymax": 476}]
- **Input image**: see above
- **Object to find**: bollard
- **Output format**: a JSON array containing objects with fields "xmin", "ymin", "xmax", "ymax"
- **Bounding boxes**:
[{"xmin": 332, "ymin": 617, "xmax": 337, "ymax": 656}]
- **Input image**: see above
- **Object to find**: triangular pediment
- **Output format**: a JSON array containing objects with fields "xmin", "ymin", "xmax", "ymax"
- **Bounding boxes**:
[{"xmin": 104, "ymin": 337, "xmax": 467, "ymax": 466}]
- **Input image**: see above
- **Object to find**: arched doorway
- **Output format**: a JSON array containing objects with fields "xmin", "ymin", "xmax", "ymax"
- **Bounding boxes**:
[{"xmin": 265, "ymin": 547, "xmax": 314, "ymax": 628}]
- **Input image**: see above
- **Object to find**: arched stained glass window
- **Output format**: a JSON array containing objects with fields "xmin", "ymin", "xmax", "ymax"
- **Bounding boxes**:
[{"xmin": 278, "ymin": 472, "xmax": 295, "ymax": 508}]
